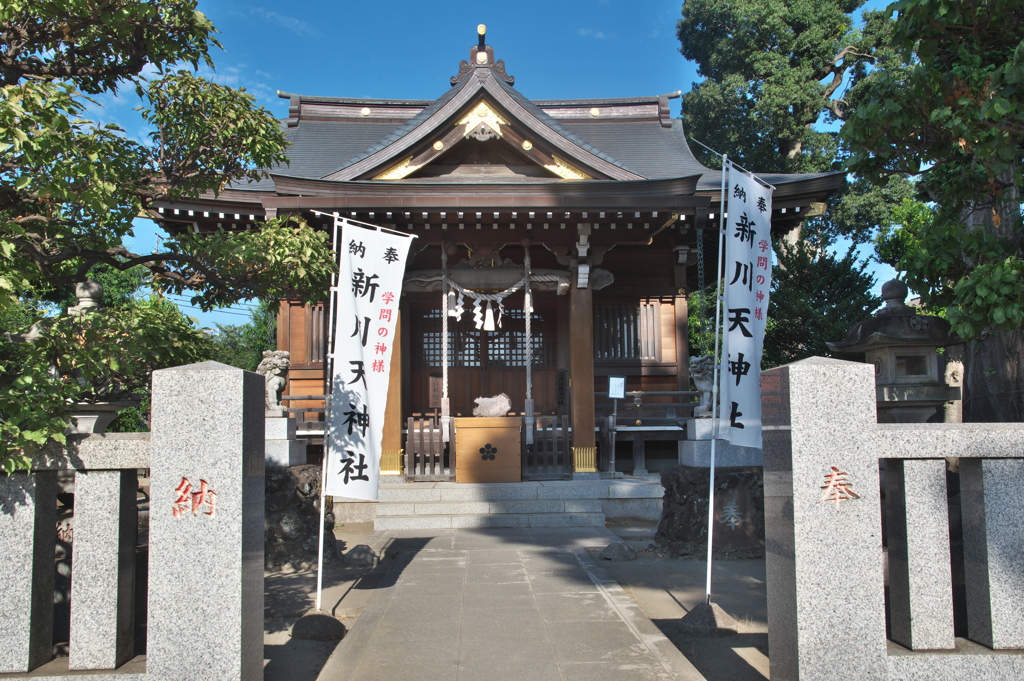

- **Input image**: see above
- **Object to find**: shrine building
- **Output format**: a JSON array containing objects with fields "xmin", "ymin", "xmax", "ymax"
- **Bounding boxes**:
[{"xmin": 154, "ymin": 28, "xmax": 841, "ymax": 483}]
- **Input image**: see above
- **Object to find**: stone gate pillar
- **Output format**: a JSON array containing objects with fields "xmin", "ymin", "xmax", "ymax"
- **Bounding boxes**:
[{"xmin": 148, "ymin": 361, "xmax": 265, "ymax": 681}]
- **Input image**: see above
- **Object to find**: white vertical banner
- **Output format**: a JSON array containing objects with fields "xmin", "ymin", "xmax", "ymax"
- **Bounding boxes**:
[
  {"xmin": 324, "ymin": 219, "xmax": 414, "ymax": 500},
  {"xmin": 719, "ymin": 163, "xmax": 773, "ymax": 448}
]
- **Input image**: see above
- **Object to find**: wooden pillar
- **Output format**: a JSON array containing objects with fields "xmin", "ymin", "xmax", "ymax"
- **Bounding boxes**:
[
  {"xmin": 380, "ymin": 312, "xmax": 404, "ymax": 475},
  {"xmin": 673, "ymin": 256, "xmax": 691, "ymax": 392},
  {"xmin": 570, "ymin": 279, "xmax": 597, "ymax": 474},
  {"xmin": 675, "ymin": 292, "xmax": 691, "ymax": 391}
]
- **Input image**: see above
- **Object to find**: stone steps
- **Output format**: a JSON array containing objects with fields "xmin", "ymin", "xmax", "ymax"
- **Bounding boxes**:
[
  {"xmin": 371, "ymin": 479, "xmax": 663, "ymax": 530},
  {"xmin": 374, "ymin": 512, "xmax": 606, "ymax": 530}
]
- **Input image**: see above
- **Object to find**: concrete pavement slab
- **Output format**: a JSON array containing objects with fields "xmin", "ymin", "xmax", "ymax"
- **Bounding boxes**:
[{"xmin": 314, "ymin": 527, "xmax": 706, "ymax": 681}]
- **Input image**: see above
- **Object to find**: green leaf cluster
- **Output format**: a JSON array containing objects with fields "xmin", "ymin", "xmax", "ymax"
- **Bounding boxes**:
[
  {"xmin": 678, "ymin": 0, "xmax": 891, "ymax": 172},
  {"xmin": 843, "ymin": 0, "xmax": 1024, "ymax": 340},
  {"xmin": 678, "ymin": 0, "xmax": 914, "ymax": 248},
  {"xmin": 1, "ymin": 296, "xmax": 212, "ymax": 465},
  {"xmin": 686, "ymin": 239, "xmax": 880, "ymax": 370},
  {"xmin": 762, "ymin": 239, "xmax": 881, "ymax": 367},
  {"xmin": 207, "ymin": 300, "xmax": 279, "ymax": 372},
  {"xmin": 0, "ymin": 1, "xmax": 338, "ymax": 469}
]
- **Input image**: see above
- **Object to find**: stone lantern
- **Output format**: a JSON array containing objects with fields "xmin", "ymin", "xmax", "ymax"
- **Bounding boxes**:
[{"xmin": 827, "ymin": 280, "xmax": 962, "ymax": 423}]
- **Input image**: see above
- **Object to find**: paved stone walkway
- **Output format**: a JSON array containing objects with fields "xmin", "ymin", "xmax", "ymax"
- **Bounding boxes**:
[{"xmin": 318, "ymin": 527, "xmax": 705, "ymax": 681}]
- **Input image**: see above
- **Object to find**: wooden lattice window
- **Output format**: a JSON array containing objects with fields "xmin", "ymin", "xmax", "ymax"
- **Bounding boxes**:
[
  {"xmin": 412, "ymin": 305, "xmax": 555, "ymax": 368},
  {"xmin": 594, "ymin": 300, "xmax": 663, "ymax": 362}
]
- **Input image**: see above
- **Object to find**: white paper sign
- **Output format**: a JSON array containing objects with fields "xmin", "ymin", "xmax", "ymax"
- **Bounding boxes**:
[
  {"xmin": 324, "ymin": 219, "xmax": 414, "ymax": 500},
  {"xmin": 608, "ymin": 376, "xmax": 626, "ymax": 400},
  {"xmin": 719, "ymin": 163, "xmax": 773, "ymax": 448}
]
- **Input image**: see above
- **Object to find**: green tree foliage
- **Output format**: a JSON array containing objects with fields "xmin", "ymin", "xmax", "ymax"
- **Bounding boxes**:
[
  {"xmin": 763, "ymin": 239, "xmax": 881, "ymax": 367},
  {"xmin": 677, "ymin": 0, "xmax": 893, "ymax": 373},
  {"xmin": 843, "ymin": 0, "xmax": 1024, "ymax": 337},
  {"xmin": 842, "ymin": 0, "xmax": 1024, "ymax": 420},
  {"xmin": 677, "ymin": 0, "xmax": 913, "ymax": 247},
  {"xmin": 1, "ymin": 297, "xmax": 212, "ymax": 470},
  {"xmin": 678, "ymin": 0, "xmax": 891, "ymax": 172},
  {"xmin": 686, "ymin": 285, "xmax": 720, "ymax": 359},
  {"xmin": 0, "ymin": 0, "xmax": 337, "ymax": 468},
  {"xmin": 207, "ymin": 300, "xmax": 279, "ymax": 372}
]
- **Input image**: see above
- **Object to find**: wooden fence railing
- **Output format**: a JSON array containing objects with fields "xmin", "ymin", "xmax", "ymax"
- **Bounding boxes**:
[
  {"xmin": 404, "ymin": 413, "xmax": 451, "ymax": 481},
  {"xmin": 522, "ymin": 415, "xmax": 571, "ymax": 480}
]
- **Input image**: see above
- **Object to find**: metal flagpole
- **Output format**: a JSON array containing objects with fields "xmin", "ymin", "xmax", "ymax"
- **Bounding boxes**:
[
  {"xmin": 704, "ymin": 156, "xmax": 729, "ymax": 605},
  {"xmin": 315, "ymin": 213, "xmax": 342, "ymax": 612}
]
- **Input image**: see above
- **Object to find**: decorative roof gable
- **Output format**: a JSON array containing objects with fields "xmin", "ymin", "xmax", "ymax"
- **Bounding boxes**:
[{"xmin": 321, "ymin": 30, "xmax": 645, "ymax": 183}]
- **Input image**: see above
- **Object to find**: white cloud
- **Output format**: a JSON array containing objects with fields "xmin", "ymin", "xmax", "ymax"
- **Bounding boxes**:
[
  {"xmin": 249, "ymin": 8, "xmax": 318, "ymax": 37},
  {"xmin": 578, "ymin": 27, "xmax": 613, "ymax": 40}
]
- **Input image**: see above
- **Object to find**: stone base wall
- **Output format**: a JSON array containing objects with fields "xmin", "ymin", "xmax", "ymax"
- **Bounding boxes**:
[
  {"xmin": 265, "ymin": 465, "xmax": 337, "ymax": 572},
  {"xmin": 655, "ymin": 465, "xmax": 765, "ymax": 558}
]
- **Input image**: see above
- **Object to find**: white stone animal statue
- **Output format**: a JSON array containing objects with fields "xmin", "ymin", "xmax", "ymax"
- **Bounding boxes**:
[
  {"xmin": 690, "ymin": 355, "xmax": 716, "ymax": 418},
  {"xmin": 472, "ymin": 393, "xmax": 512, "ymax": 417},
  {"xmin": 256, "ymin": 350, "xmax": 291, "ymax": 417}
]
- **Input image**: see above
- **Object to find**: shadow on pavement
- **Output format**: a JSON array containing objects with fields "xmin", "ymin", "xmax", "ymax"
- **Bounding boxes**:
[{"xmin": 654, "ymin": 625, "xmax": 770, "ymax": 681}]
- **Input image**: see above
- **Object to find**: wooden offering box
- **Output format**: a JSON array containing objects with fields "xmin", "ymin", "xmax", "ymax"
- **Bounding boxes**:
[{"xmin": 454, "ymin": 417, "xmax": 522, "ymax": 483}]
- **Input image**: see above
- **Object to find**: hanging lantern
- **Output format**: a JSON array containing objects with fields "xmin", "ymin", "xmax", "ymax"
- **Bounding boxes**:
[{"xmin": 483, "ymin": 302, "xmax": 496, "ymax": 331}]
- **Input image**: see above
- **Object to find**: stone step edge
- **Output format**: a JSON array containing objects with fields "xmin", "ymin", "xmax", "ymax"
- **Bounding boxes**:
[
  {"xmin": 378, "ymin": 486, "xmax": 663, "ymax": 503},
  {"xmin": 377, "ymin": 500, "xmax": 603, "ymax": 516},
  {"xmin": 374, "ymin": 512, "xmax": 606, "ymax": 530}
]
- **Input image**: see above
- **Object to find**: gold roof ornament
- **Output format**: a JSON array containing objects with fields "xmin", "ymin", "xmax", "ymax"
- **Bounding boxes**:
[
  {"xmin": 373, "ymin": 156, "xmax": 420, "ymax": 180},
  {"xmin": 544, "ymin": 156, "xmax": 591, "ymax": 180},
  {"xmin": 458, "ymin": 101, "xmax": 508, "ymax": 140}
]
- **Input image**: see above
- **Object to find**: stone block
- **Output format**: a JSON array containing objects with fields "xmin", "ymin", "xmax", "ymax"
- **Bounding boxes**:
[
  {"xmin": 439, "ymin": 485, "xmax": 538, "ymax": 501},
  {"xmin": 0, "ymin": 471, "xmax": 57, "ymax": 673},
  {"xmin": 606, "ymin": 481, "xmax": 663, "ymax": 499},
  {"xmin": 148, "ymin": 361, "xmax": 264, "ymax": 681},
  {"xmin": 600, "ymin": 499, "xmax": 660, "ymax": 523},
  {"xmin": 599, "ymin": 541, "xmax": 637, "ymax": 561},
  {"xmin": 679, "ymin": 418, "xmax": 762, "ymax": 467},
  {"xmin": 563, "ymin": 500, "xmax": 604, "ymax": 514},
  {"xmin": 762, "ymin": 356, "xmax": 1024, "ymax": 681},
  {"xmin": 416, "ymin": 501, "xmax": 490, "ymax": 515},
  {"xmin": 527, "ymin": 513, "xmax": 605, "ymax": 528},
  {"xmin": 69, "ymin": 469, "xmax": 138, "ymax": 670},
  {"xmin": 375, "ymin": 515, "xmax": 453, "ymax": 530},
  {"xmin": 375, "ymin": 502, "xmax": 417, "ymax": 516},
  {"xmin": 265, "ymin": 439, "xmax": 306, "ymax": 468},
  {"xmin": 35, "ymin": 433, "xmax": 151, "ymax": 471},
  {"xmin": 450, "ymin": 514, "xmax": 531, "ymax": 529},
  {"xmin": 960, "ymin": 458, "xmax": 1024, "ymax": 649},
  {"xmin": 488, "ymin": 500, "xmax": 565, "ymax": 515},
  {"xmin": 380, "ymin": 487, "xmax": 442, "ymax": 502},
  {"xmin": 265, "ymin": 416, "xmax": 296, "ymax": 440},
  {"xmin": 536, "ymin": 484, "xmax": 607, "ymax": 500},
  {"xmin": 762, "ymin": 359, "xmax": 888, "ymax": 681},
  {"xmin": 884, "ymin": 458, "xmax": 954, "ymax": 650},
  {"xmin": 331, "ymin": 500, "xmax": 378, "ymax": 523}
]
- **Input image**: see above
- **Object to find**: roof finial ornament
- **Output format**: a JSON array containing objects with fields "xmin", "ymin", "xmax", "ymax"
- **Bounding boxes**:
[{"xmin": 451, "ymin": 24, "xmax": 515, "ymax": 87}]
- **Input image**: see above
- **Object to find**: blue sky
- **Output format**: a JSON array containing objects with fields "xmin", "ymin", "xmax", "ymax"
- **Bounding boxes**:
[{"xmin": 122, "ymin": 0, "xmax": 896, "ymax": 327}]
